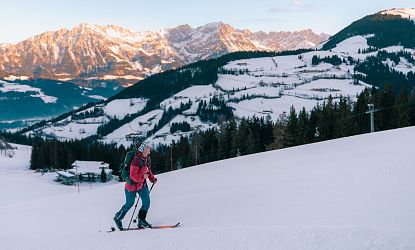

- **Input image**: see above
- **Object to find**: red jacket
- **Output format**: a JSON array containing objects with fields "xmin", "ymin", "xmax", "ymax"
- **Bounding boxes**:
[{"xmin": 125, "ymin": 152, "xmax": 156, "ymax": 192}]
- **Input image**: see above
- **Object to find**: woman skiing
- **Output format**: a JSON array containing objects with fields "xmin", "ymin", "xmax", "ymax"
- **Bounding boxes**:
[{"xmin": 113, "ymin": 141, "xmax": 157, "ymax": 230}]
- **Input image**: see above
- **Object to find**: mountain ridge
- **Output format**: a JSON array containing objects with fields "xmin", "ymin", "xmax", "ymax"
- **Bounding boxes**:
[{"xmin": 0, "ymin": 22, "xmax": 329, "ymax": 87}]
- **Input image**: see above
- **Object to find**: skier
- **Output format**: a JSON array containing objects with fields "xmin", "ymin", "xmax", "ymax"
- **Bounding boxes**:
[{"xmin": 113, "ymin": 141, "xmax": 157, "ymax": 230}]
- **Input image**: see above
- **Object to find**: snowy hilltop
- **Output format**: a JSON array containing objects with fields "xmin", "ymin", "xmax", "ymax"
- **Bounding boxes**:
[{"xmin": 380, "ymin": 8, "xmax": 415, "ymax": 20}]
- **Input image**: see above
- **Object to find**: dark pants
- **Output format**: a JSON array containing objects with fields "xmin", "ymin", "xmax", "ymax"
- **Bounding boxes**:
[{"xmin": 115, "ymin": 183, "xmax": 150, "ymax": 221}]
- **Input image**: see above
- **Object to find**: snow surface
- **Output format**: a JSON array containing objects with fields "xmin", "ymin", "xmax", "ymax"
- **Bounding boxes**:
[
  {"xmin": 103, "ymin": 98, "xmax": 147, "ymax": 119},
  {"xmin": 71, "ymin": 160, "xmax": 110, "ymax": 175},
  {"xmin": 0, "ymin": 80, "xmax": 57, "ymax": 103},
  {"xmin": 103, "ymin": 109, "xmax": 165, "ymax": 146},
  {"xmin": 331, "ymin": 35, "xmax": 370, "ymax": 55},
  {"xmin": 39, "ymin": 118, "xmax": 108, "ymax": 140},
  {"xmin": 102, "ymin": 75, "xmax": 143, "ymax": 80},
  {"xmin": 160, "ymin": 93, "xmax": 211, "ymax": 112},
  {"xmin": 284, "ymin": 79, "xmax": 367, "ymax": 99},
  {"xmin": 229, "ymin": 95, "xmax": 319, "ymax": 121},
  {"xmin": 172, "ymin": 85, "xmax": 217, "ymax": 99},
  {"xmin": 0, "ymin": 144, "xmax": 71, "ymax": 205},
  {"xmin": 0, "ymin": 144, "xmax": 117, "ymax": 208},
  {"xmin": 149, "ymin": 114, "xmax": 214, "ymax": 146},
  {"xmin": 1, "ymin": 127, "xmax": 415, "ymax": 249},
  {"xmin": 3, "ymin": 75, "xmax": 30, "ymax": 81},
  {"xmin": 380, "ymin": 8, "xmax": 415, "ymax": 20},
  {"xmin": 88, "ymin": 95, "xmax": 107, "ymax": 100}
]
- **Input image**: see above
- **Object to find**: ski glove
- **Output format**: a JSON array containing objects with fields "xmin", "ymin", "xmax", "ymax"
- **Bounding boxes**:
[{"xmin": 151, "ymin": 177, "xmax": 157, "ymax": 184}]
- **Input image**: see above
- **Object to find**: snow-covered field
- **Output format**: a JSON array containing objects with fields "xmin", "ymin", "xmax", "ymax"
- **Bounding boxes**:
[
  {"xmin": 0, "ymin": 144, "xmax": 72, "ymax": 206},
  {"xmin": 103, "ymin": 109, "xmax": 165, "ymax": 145},
  {"xmin": 103, "ymin": 98, "xmax": 147, "ymax": 119},
  {"xmin": 229, "ymin": 95, "xmax": 319, "ymax": 121},
  {"xmin": 0, "ymin": 80, "xmax": 57, "ymax": 103},
  {"xmin": 150, "ymin": 114, "xmax": 214, "ymax": 145},
  {"xmin": 0, "ymin": 144, "xmax": 117, "ymax": 206},
  {"xmin": 1, "ymin": 127, "xmax": 415, "ymax": 249}
]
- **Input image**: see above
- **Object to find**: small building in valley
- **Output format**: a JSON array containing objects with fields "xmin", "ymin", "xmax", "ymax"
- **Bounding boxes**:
[
  {"xmin": 69, "ymin": 160, "xmax": 113, "ymax": 183},
  {"xmin": 56, "ymin": 171, "xmax": 77, "ymax": 185},
  {"xmin": 56, "ymin": 160, "xmax": 113, "ymax": 185}
]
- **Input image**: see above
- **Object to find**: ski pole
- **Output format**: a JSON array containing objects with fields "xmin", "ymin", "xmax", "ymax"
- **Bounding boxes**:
[{"xmin": 127, "ymin": 181, "xmax": 155, "ymax": 229}]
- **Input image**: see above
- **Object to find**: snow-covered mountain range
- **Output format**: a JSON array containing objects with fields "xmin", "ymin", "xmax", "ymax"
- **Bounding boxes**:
[{"xmin": 0, "ymin": 22, "xmax": 329, "ymax": 87}]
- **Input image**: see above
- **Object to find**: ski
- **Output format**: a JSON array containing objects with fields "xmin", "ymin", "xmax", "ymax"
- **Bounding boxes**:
[{"xmin": 106, "ymin": 222, "xmax": 180, "ymax": 233}]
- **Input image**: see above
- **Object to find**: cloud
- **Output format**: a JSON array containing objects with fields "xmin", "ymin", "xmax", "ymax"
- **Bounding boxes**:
[
  {"xmin": 269, "ymin": 1, "xmax": 316, "ymax": 13},
  {"xmin": 292, "ymin": 0, "xmax": 303, "ymax": 6}
]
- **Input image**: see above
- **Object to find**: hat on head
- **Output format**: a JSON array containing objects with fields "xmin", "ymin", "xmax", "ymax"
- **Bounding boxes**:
[
  {"xmin": 138, "ymin": 140, "xmax": 150, "ymax": 152},
  {"xmin": 133, "ymin": 137, "xmax": 145, "ymax": 150}
]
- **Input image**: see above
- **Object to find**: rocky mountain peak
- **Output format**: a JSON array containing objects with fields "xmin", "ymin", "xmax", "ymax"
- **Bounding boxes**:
[{"xmin": 0, "ymin": 22, "xmax": 330, "ymax": 87}]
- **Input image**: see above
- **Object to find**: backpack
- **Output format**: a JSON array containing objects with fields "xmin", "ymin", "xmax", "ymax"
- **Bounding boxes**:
[
  {"xmin": 119, "ymin": 150, "xmax": 150, "ymax": 185},
  {"xmin": 120, "ymin": 149, "xmax": 137, "ymax": 185}
]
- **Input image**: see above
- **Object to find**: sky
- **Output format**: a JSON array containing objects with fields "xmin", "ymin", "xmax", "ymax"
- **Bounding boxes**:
[{"xmin": 0, "ymin": 0, "xmax": 413, "ymax": 43}]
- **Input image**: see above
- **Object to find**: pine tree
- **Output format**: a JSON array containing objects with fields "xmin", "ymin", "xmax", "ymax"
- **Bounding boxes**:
[
  {"xmin": 370, "ymin": 87, "xmax": 381, "ymax": 132},
  {"xmin": 320, "ymin": 95, "xmax": 335, "ymax": 140},
  {"xmin": 285, "ymin": 106, "xmax": 298, "ymax": 147},
  {"xmin": 307, "ymin": 106, "xmax": 320, "ymax": 142},
  {"xmin": 246, "ymin": 128, "xmax": 257, "ymax": 154},
  {"xmin": 378, "ymin": 84, "xmax": 396, "ymax": 130},
  {"xmin": 297, "ymin": 108, "xmax": 309, "ymax": 145},
  {"xmin": 100, "ymin": 167, "xmax": 107, "ymax": 182},
  {"xmin": 410, "ymin": 89, "xmax": 415, "ymax": 126},
  {"xmin": 353, "ymin": 89, "xmax": 370, "ymax": 134},
  {"xmin": 30, "ymin": 144, "xmax": 41, "ymax": 170},
  {"xmin": 396, "ymin": 88, "xmax": 411, "ymax": 128},
  {"xmin": 191, "ymin": 132, "xmax": 203, "ymax": 165},
  {"xmin": 336, "ymin": 96, "xmax": 353, "ymax": 138},
  {"xmin": 230, "ymin": 120, "xmax": 241, "ymax": 157},
  {"xmin": 48, "ymin": 143, "xmax": 57, "ymax": 168},
  {"xmin": 312, "ymin": 55, "xmax": 320, "ymax": 65},
  {"xmin": 249, "ymin": 116, "xmax": 262, "ymax": 152},
  {"xmin": 176, "ymin": 136, "xmax": 191, "ymax": 168},
  {"xmin": 237, "ymin": 119, "xmax": 250, "ymax": 155},
  {"xmin": 261, "ymin": 115, "xmax": 275, "ymax": 149},
  {"xmin": 266, "ymin": 121, "xmax": 285, "ymax": 150}
]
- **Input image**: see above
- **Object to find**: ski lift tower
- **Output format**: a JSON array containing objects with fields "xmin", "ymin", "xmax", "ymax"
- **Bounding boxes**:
[{"xmin": 366, "ymin": 104, "xmax": 379, "ymax": 133}]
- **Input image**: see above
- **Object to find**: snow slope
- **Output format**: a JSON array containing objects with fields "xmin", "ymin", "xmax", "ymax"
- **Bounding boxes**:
[
  {"xmin": 1, "ymin": 127, "xmax": 415, "ymax": 249},
  {"xmin": 0, "ymin": 144, "xmax": 69, "ymax": 205}
]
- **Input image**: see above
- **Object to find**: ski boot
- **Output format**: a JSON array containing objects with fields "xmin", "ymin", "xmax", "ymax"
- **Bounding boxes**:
[
  {"xmin": 138, "ymin": 209, "xmax": 152, "ymax": 228},
  {"xmin": 138, "ymin": 219, "xmax": 152, "ymax": 228},
  {"xmin": 113, "ymin": 211, "xmax": 125, "ymax": 230}
]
